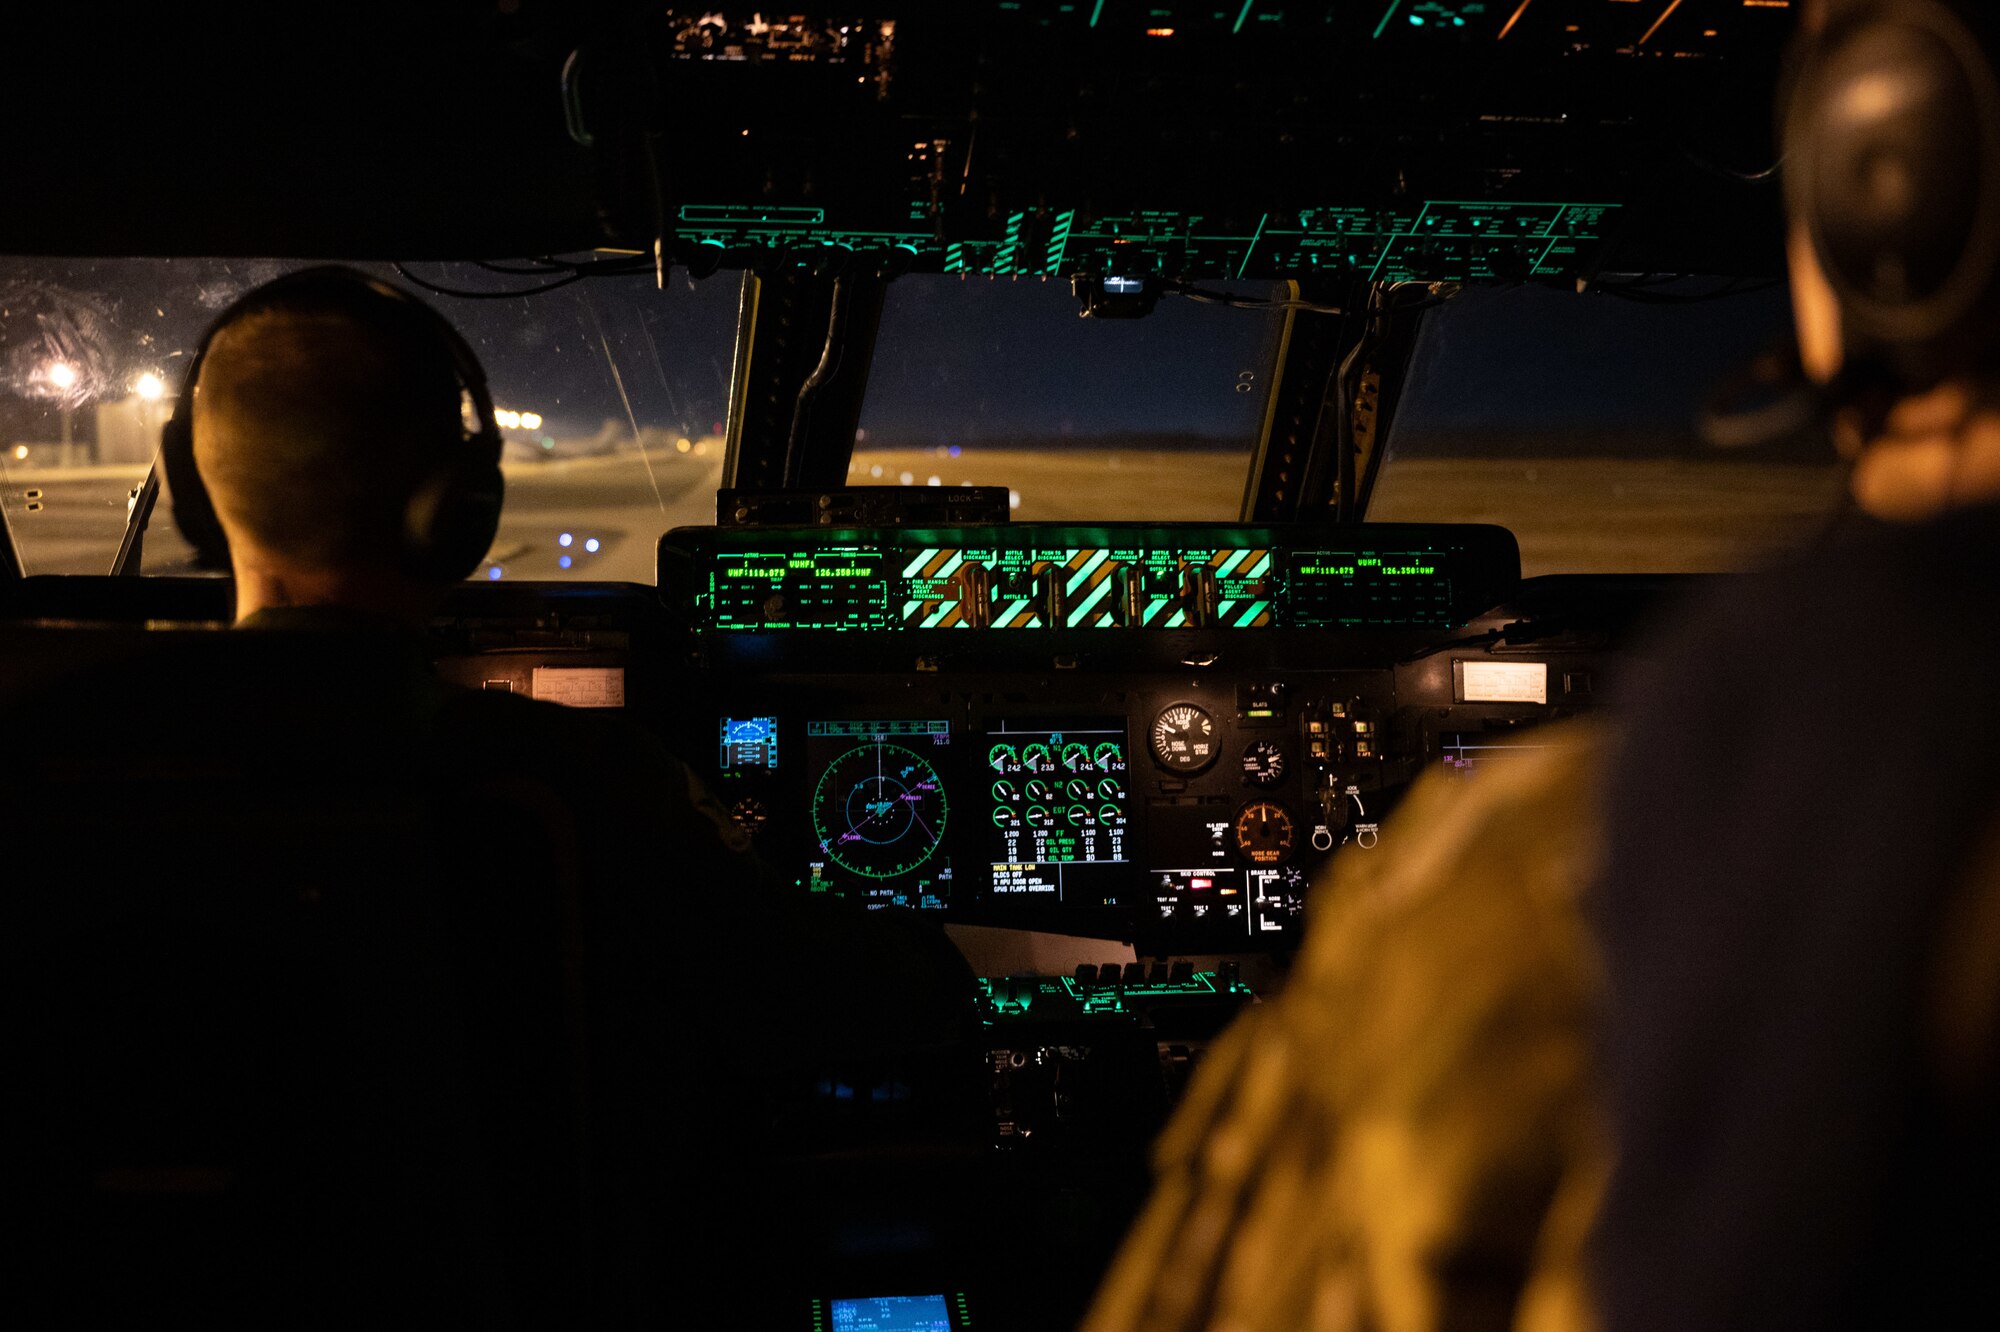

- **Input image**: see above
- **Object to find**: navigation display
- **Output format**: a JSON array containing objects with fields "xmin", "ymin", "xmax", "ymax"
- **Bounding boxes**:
[
  {"xmin": 804, "ymin": 720, "xmax": 953, "ymax": 909},
  {"xmin": 986, "ymin": 719, "xmax": 1129, "ymax": 906}
]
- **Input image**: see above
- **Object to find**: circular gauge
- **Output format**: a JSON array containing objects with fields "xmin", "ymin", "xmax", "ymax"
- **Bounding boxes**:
[
  {"xmin": 1241, "ymin": 740, "xmax": 1286, "ymax": 788},
  {"xmin": 1025, "ymin": 777, "xmax": 1054, "ymax": 803},
  {"xmin": 991, "ymin": 779, "xmax": 1017, "ymax": 802},
  {"xmin": 811, "ymin": 739, "xmax": 949, "ymax": 879},
  {"xmin": 1025, "ymin": 804, "xmax": 1055, "ymax": 829},
  {"xmin": 1066, "ymin": 803, "xmax": 1093, "ymax": 827},
  {"xmin": 988, "ymin": 743, "xmax": 1018, "ymax": 773},
  {"xmin": 1098, "ymin": 776, "xmax": 1126, "ymax": 802},
  {"xmin": 1066, "ymin": 777, "xmax": 1094, "ymax": 801},
  {"xmin": 1093, "ymin": 740, "xmax": 1125, "ymax": 768},
  {"xmin": 1021, "ymin": 743, "xmax": 1053, "ymax": 772},
  {"xmin": 1233, "ymin": 800, "xmax": 1297, "ymax": 865},
  {"xmin": 992, "ymin": 805, "xmax": 1017, "ymax": 829},
  {"xmin": 729, "ymin": 796, "xmax": 769, "ymax": 837},
  {"xmin": 1061, "ymin": 742, "xmax": 1092, "ymax": 770},
  {"xmin": 1150, "ymin": 703, "xmax": 1218, "ymax": 773},
  {"xmin": 1099, "ymin": 802, "xmax": 1126, "ymax": 826}
]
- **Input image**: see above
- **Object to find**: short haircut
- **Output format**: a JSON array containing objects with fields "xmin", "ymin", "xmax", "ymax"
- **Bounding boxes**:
[{"xmin": 191, "ymin": 282, "xmax": 465, "ymax": 570}]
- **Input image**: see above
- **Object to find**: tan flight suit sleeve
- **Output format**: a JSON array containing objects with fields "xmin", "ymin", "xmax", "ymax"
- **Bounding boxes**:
[{"xmin": 1082, "ymin": 722, "xmax": 1608, "ymax": 1332}]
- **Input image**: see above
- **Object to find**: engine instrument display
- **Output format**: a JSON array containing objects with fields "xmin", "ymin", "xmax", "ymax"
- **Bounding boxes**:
[
  {"xmin": 987, "ymin": 719, "xmax": 1129, "ymax": 905},
  {"xmin": 805, "ymin": 720, "xmax": 952, "ymax": 909}
]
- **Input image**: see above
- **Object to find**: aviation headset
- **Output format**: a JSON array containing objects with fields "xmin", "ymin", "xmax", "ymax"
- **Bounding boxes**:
[
  {"xmin": 160, "ymin": 265, "xmax": 505, "ymax": 581},
  {"xmin": 1784, "ymin": 0, "xmax": 2000, "ymax": 393}
]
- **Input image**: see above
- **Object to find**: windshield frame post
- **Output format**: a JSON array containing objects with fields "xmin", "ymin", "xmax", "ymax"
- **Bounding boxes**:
[
  {"xmin": 1240, "ymin": 276, "xmax": 1363, "ymax": 523},
  {"xmin": 720, "ymin": 267, "xmax": 888, "ymax": 495}
]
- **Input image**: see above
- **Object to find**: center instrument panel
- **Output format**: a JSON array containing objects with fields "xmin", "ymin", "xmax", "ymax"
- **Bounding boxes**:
[{"xmin": 661, "ymin": 520, "xmax": 1598, "ymax": 953}]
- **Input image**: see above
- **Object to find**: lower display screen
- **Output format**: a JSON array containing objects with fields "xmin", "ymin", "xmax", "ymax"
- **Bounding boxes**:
[
  {"xmin": 985, "ymin": 719, "xmax": 1129, "ymax": 906},
  {"xmin": 1440, "ymin": 730, "xmax": 1558, "ymax": 779},
  {"xmin": 805, "ymin": 719, "xmax": 953, "ymax": 909},
  {"xmin": 827, "ymin": 1294, "xmax": 956, "ymax": 1332}
]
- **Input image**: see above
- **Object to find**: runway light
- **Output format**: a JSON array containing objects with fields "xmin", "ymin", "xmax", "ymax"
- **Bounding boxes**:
[
  {"xmin": 559, "ymin": 532, "xmax": 573, "ymax": 547},
  {"xmin": 1008, "ymin": 489, "xmax": 1022, "ymax": 510},
  {"xmin": 519, "ymin": 412, "xmax": 542, "ymax": 430},
  {"xmin": 559, "ymin": 555, "xmax": 573, "ymax": 569},
  {"xmin": 134, "ymin": 372, "xmax": 164, "ymax": 400},
  {"xmin": 584, "ymin": 538, "xmax": 600, "ymax": 553},
  {"xmin": 46, "ymin": 362, "xmax": 76, "ymax": 389},
  {"xmin": 927, "ymin": 475, "xmax": 941, "ymax": 486},
  {"xmin": 675, "ymin": 437, "xmax": 693, "ymax": 453},
  {"xmin": 541, "ymin": 437, "xmax": 555, "ymax": 450},
  {"xmin": 488, "ymin": 566, "xmax": 504, "ymax": 581},
  {"xmin": 12, "ymin": 445, "xmax": 26, "ymax": 460},
  {"xmin": 495, "ymin": 409, "xmax": 520, "ymax": 428},
  {"xmin": 899, "ymin": 471, "xmax": 914, "ymax": 485},
  {"xmin": 870, "ymin": 464, "xmax": 883, "ymax": 477}
]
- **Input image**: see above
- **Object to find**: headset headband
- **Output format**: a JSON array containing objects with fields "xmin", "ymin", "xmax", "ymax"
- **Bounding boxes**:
[{"xmin": 161, "ymin": 265, "xmax": 504, "ymax": 575}]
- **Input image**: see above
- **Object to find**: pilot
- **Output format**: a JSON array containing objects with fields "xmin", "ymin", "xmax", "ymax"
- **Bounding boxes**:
[
  {"xmin": 181, "ymin": 265, "xmax": 974, "ymax": 1320},
  {"xmin": 1085, "ymin": 4, "xmax": 2000, "ymax": 1331},
  {"xmin": 1591, "ymin": 1, "xmax": 2000, "ymax": 1325}
]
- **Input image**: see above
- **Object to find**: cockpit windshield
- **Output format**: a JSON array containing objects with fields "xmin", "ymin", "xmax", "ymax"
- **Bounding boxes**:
[
  {"xmin": 853, "ymin": 276, "xmax": 1281, "ymax": 521},
  {"xmin": 1372, "ymin": 281, "xmax": 1847, "ymax": 575},
  {"xmin": 0, "ymin": 257, "xmax": 740, "ymax": 583},
  {"xmin": 4, "ymin": 258, "xmax": 1844, "ymax": 585}
]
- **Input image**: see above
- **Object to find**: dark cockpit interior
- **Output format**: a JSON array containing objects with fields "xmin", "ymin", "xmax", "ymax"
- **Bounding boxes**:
[{"xmin": 0, "ymin": 4, "xmax": 1817, "ymax": 1327}]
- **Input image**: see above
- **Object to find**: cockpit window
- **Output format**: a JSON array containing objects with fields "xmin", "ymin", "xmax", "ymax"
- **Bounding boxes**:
[
  {"xmin": 0, "ymin": 257, "xmax": 739, "ymax": 582},
  {"xmin": 1371, "ymin": 283, "xmax": 1848, "ymax": 576},
  {"xmin": 852, "ymin": 276, "xmax": 1283, "ymax": 519}
]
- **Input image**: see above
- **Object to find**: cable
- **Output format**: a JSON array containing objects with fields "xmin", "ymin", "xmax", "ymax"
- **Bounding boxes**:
[
  {"xmin": 393, "ymin": 263, "xmax": 588, "ymax": 300},
  {"xmin": 393, "ymin": 254, "xmax": 657, "ymax": 301},
  {"xmin": 1678, "ymin": 141, "xmax": 1786, "ymax": 184},
  {"xmin": 1591, "ymin": 275, "xmax": 1782, "ymax": 305},
  {"xmin": 1165, "ymin": 282, "xmax": 1347, "ymax": 315}
]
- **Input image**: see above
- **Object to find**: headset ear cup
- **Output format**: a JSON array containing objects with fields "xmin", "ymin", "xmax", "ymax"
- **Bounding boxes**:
[
  {"xmin": 404, "ymin": 454, "xmax": 505, "ymax": 582},
  {"xmin": 159, "ymin": 382, "xmax": 232, "ymax": 570},
  {"xmin": 1789, "ymin": 0, "xmax": 2000, "ymax": 385}
]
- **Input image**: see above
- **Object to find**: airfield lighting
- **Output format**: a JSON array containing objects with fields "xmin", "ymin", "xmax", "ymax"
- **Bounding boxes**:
[
  {"xmin": 46, "ymin": 362, "xmax": 76, "ymax": 390},
  {"xmin": 676, "ymin": 437, "xmax": 693, "ymax": 453},
  {"xmin": 560, "ymin": 532, "xmax": 574, "ymax": 547},
  {"xmin": 13, "ymin": 445, "xmax": 27, "ymax": 460},
  {"xmin": 135, "ymin": 372, "xmax": 164, "ymax": 400},
  {"xmin": 584, "ymin": 538, "xmax": 600, "ymax": 553},
  {"xmin": 495, "ymin": 408, "xmax": 522, "ymax": 429},
  {"xmin": 519, "ymin": 412, "xmax": 542, "ymax": 430}
]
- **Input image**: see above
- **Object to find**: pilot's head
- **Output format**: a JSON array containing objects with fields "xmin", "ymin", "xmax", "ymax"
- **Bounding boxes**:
[
  {"xmin": 185, "ymin": 266, "xmax": 502, "ymax": 624},
  {"xmin": 1783, "ymin": 0, "xmax": 2000, "ymax": 517}
]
